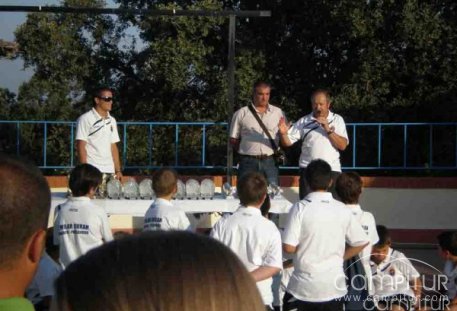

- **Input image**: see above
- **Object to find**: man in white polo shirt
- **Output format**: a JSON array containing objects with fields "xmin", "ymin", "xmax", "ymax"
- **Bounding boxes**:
[
  {"xmin": 76, "ymin": 87, "xmax": 122, "ymax": 196},
  {"xmin": 211, "ymin": 172, "xmax": 282, "ymax": 310},
  {"xmin": 282, "ymin": 159, "xmax": 369, "ymax": 311},
  {"xmin": 279, "ymin": 89, "xmax": 348, "ymax": 199}
]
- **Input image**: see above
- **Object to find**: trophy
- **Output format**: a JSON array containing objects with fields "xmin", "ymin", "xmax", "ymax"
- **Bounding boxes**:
[
  {"xmin": 175, "ymin": 179, "xmax": 186, "ymax": 200},
  {"xmin": 106, "ymin": 178, "xmax": 122, "ymax": 199},
  {"xmin": 139, "ymin": 178, "xmax": 154, "ymax": 200},
  {"xmin": 123, "ymin": 178, "xmax": 139, "ymax": 200},
  {"xmin": 200, "ymin": 178, "xmax": 215, "ymax": 199},
  {"xmin": 185, "ymin": 179, "xmax": 200, "ymax": 199},
  {"xmin": 268, "ymin": 183, "xmax": 282, "ymax": 199}
]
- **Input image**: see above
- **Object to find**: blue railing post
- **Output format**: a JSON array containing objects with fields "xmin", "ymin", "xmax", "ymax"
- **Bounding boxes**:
[
  {"xmin": 148, "ymin": 124, "xmax": 153, "ymax": 167},
  {"xmin": 70, "ymin": 123, "xmax": 74, "ymax": 167},
  {"xmin": 352, "ymin": 125, "xmax": 356, "ymax": 168},
  {"xmin": 429, "ymin": 125, "xmax": 433, "ymax": 168},
  {"xmin": 43, "ymin": 122, "xmax": 48, "ymax": 167},
  {"xmin": 403, "ymin": 125, "xmax": 408, "ymax": 168},
  {"xmin": 202, "ymin": 125, "xmax": 206, "ymax": 166},
  {"xmin": 377, "ymin": 124, "xmax": 382, "ymax": 167},
  {"xmin": 16, "ymin": 122, "xmax": 20, "ymax": 156},
  {"xmin": 175, "ymin": 125, "xmax": 179, "ymax": 166}
]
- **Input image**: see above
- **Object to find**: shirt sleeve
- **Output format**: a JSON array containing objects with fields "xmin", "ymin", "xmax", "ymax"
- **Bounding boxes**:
[
  {"xmin": 396, "ymin": 252, "xmax": 421, "ymax": 279},
  {"xmin": 346, "ymin": 212, "xmax": 370, "ymax": 247},
  {"xmin": 282, "ymin": 203, "xmax": 302, "ymax": 247},
  {"xmin": 210, "ymin": 217, "xmax": 223, "ymax": 240},
  {"xmin": 263, "ymin": 226, "xmax": 283, "ymax": 269},
  {"xmin": 229, "ymin": 109, "xmax": 242, "ymax": 139},
  {"xmin": 179, "ymin": 212, "xmax": 192, "ymax": 231},
  {"xmin": 110, "ymin": 117, "xmax": 120, "ymax": 144},
  {"xmin": 334, "ymin": 115, "xmax": 349, "ymax": 142},
  {"xmin": 287, "ymin": 120, "xmax": 303, "ymax": 144},
  {"xmin": 367, "ymin": 213, "xmax": 379, "ymax": 245},
  {"xmin": 75, "ymin": 115, "xmax": 89, "ymax": 141}
]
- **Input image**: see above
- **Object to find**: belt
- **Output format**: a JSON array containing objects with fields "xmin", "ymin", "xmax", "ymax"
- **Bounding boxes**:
[{"xmin": 241, "ymin": 154, "xmax": 273, "ymax": 160}]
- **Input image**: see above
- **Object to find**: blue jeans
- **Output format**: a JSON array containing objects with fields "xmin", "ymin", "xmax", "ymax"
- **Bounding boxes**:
[{"xmin": 238, "ymin": 156, "xmax": 279, "ymax": 186}]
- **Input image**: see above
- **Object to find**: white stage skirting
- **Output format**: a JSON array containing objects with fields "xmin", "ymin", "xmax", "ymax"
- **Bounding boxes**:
[{"xmin": 51, "ymin": 193, "xmax": 293, "ymax": 216}]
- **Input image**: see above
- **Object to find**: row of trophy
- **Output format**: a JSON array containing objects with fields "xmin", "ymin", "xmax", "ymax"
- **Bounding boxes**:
[
  {"xmin": 106, "ymin": 178, "xmax": 217, "ymax": 200},
  {"xmin": 105, "ymin": 178, "xmax": 282, "ymax": 200}
]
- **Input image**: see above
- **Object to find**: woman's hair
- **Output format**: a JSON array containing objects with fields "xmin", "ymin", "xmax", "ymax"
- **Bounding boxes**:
[{"xmin": 54, "ymin": 231, "xmax": 265, "ymax": 311}]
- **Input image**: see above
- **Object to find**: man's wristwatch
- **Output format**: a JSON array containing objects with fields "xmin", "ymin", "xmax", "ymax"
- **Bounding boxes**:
[{"xmin": 327, "ymin": 129, "xmax": 334, "ymax": 135}]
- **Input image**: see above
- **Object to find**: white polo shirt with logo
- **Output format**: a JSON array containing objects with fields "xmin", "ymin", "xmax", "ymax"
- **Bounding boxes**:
[
  {"xmin": 230, "ymin": 104, "xmax": 285, "ymax": 156},
  {"xmin": 143, "ymin": 198, "xmax": 191, "ymax": 231},
  {"xmin": 54, "ymin": 196, "xmax": 113, "ymax": 268},
  {"xmin": 76, "ymin": 108, "xmax": 120, "ymax": 173},
  {"xmin": 210, "ymin": 206, "xmax": 283, "ymax": 305},
  {"xmin": 286, "ymin": 112, "xmax": 348, "ymax": 172},
  {"xmin": 346, "ymin": 204, "xmax": 379, "ymax": 294},
  {"xmin": 370, "ymin": 248, "xmax": 420, "ymax": 299},
  {"xmin": 282, "ymin": 192, "xmax": 369, "ymax": 302}
]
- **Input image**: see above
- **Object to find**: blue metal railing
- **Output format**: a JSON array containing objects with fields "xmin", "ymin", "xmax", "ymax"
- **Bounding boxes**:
[{"xmin": 0, "ymin": 120, "xmax": 456, "ymax": 171}]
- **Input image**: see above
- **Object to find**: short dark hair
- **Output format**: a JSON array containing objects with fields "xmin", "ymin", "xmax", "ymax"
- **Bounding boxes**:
[
  {"xmin": 55, "ymin": 231, "xmax": 265, "ymax": 311},
  {"xmin": 93, "ymin": 87, "xmax": 113, "ymax": 106},
  {"xmin": 94, "ymin": 87, "xmax": 113, "ymax": 98},
  {"xmin": 152, "ymin": 168, "xmax": 178, "ymax": 197},
  {"xmin": 374, "ymin": 225, "xmax": 391, "ymax": 247},
  {"xmin": 69, "ymin": 164, "xmax": 102, "ymax": 197},
  {"xmin": 310, "ymin": 89, "xmax": 331, "ymax": 104},
  {"xmin": 305, "ymin": 159, "xmax": 332, "ymax": 191},
  {"xmin": 0, "ymin": 154, "xmax": 51, "ymax": 266},
  {"xmin": 253, "ymin": 80, "xmax": 271, "ymax": 92},
  {"xmin": 237, "ymin": 172, "xmax": 267, "ymax": 206},
  {"xmin": 335, "ymin": 172, "xmax": 363, "ymax": 204},
  {"xmin": 437, "ymin": 231, "xmax": 457, "ymax": 256}
]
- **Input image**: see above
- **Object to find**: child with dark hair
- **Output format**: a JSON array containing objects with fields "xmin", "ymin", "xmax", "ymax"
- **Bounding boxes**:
[
  {"xmin": 336, "ymin": 172, "xmax": 379, "ymax": 296},
  {"xmin": 54, "ymin": 164, "xmax": 113, "ymax": 268},
  {"xmin": 370, "ymin": 225, "xmax": 422, "ymax": 311},
  {"xmin": 437, "ymin": 231, "xmax": 457, "ymax": 309}
]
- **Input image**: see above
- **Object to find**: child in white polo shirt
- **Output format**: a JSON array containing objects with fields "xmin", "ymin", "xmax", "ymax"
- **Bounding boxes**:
[
  {"xmin": 371, "ymin": 225, "xmax": 422, "ymax": 311},
  {"xmin": 143, "ymin": 169, "xmax": 191, "ymax": 231},
  {"xmin": 336, "ymin": 172, "xmax": 379, "ymax": 300},
  {"xmin": 54, "ymin": 164, "xmax": 113, "ymax": 268},
  {"xmin": 437, "ymin": 231, "xmax": 457, "ymax": 310}
]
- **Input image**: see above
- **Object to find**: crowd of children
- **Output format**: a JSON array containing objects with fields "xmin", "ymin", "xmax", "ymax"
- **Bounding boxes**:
[{"xmin": 13, "ymin": 159, "xmax": 457, "ymax": 311}]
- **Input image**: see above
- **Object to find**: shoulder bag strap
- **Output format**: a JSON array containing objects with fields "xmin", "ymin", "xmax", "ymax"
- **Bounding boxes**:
[{"xmin": 247, "ymin": 104, "xmax": 279, "ymax": 151}]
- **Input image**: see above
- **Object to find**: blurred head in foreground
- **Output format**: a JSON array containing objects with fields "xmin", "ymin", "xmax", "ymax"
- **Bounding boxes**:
[{"xmin": 53, "ymin": 231, "xmax": 265, "ymax": 311}]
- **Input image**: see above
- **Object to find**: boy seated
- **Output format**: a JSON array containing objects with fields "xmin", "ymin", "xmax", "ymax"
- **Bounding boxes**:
[
  {"xmin": 143, "ymin": 168, "xmax": 191, "ymax": 231},
  {"xmin": 437, "ymin": 231, "xmax": 457, "ymax": 310},
  {"xmin": 54, "ymin": 164, "xmax": 113, "ymax": 268},
  {"xmin": 371, "ymin": 225, "xmax": 422, "ymax": 311}
]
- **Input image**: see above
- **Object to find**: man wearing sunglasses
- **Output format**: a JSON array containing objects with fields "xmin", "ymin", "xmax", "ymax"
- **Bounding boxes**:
[{"xmin": 76, "ymin": 87, "xmax": 122, "ymax": 197}]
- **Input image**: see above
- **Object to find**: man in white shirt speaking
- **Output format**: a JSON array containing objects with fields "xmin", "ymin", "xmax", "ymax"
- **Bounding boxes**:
[
  {"xmin": 211, "ymin": 172, "xmax": 283, "ymax": 310},
  {"xmin": 282, "ymin": 159, "xmax": 369, "ymax": 311}
]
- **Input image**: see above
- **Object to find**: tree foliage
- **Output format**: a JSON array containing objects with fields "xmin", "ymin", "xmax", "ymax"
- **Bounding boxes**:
[{"xmin": 1, "ymin": 0, "xmax": 457, "ymax": 170}]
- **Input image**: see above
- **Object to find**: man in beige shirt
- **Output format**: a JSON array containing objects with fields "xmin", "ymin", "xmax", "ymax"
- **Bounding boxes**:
[{"xmin": 229, "ymin": 81, "xmax": 285, "ymax": 186}]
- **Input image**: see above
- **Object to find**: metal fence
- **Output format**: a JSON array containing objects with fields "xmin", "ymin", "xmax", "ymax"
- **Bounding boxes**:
[{"xmin": 0, "ymin": 120, "xmax": 456, "ymax": 171}]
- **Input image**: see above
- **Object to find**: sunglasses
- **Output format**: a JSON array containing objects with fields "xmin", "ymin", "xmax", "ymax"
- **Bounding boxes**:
[{"xmin": 98, "ymin": 96, "xmax": 113, "ymax": 102}]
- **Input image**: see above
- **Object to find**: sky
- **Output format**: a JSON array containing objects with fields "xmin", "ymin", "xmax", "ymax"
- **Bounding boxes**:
[{"xmin": 0, "ymin": 0, "xmax": 118, "ymax": 94}]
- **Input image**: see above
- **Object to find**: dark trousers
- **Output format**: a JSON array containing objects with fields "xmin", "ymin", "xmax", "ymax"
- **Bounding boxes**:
[
  {"xmin": 299, "ymin": 168, "xmax": 341, "ymax": 200},
  {"xmin": 283, "ymin": 292, "xmax": 344, "ymax": 311},
  {"xmin": 238, "ymin": 155, "xmax": 279, "ymax": 186}
]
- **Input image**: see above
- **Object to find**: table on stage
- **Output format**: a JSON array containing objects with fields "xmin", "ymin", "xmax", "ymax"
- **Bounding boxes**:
[{"xmin": 51, "ymin": 192, "xmax": 293, "ymax": 216}]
